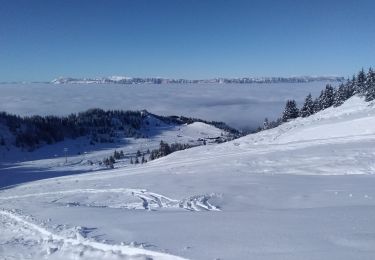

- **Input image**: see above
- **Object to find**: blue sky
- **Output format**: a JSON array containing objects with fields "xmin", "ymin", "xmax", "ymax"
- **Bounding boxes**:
[{"xmin": 0, "ymin": 0, "xmax": 375, "ymax": 81}]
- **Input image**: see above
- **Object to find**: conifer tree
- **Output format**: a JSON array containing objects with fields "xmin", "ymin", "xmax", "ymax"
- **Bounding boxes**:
[
  {"xmin": 313, "ymin": 90, "xmax": 324, "ymax": 113},
  {"xmin": 159, "ymin": 140, "xmax": 171, "ymax": 156},
  {"xmin": 365, "ymin": 68, "xmax": 375, "ymax": 101},
  {"xmin": 282, "ymin": 100, "xmax": 299, "ymax": 122},
  {"xmin": 300, "ymin": 93, "xmax": 314, "ymax": 117},
  {"xmin": 109, "ymin": 156, "xmax": 115, "ymax": 164},
  {"xmin": 334, "ymin": 83, "xmax": 347, "ymax": 107},
  {"xmin": 321, "ymin": 84, "xmax": 335, "ymax": 109},
  {"xmin": 262, "ymin": 118, "xmax": 270, "ymax": 130},
  {"xmin": 356, "ymin": 69, "xmax": 367, "ymax": 94},
  {"xmin": 346, "ymin": 77, "xmax": 356, "ymax": 98},
  {"xmin": 113, "ymin": 150, "xmax": 121, "ymax": 160}
]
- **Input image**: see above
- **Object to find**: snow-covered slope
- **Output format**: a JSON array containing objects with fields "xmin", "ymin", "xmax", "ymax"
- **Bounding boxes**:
[
  {"xmin": 0, "ymin": 115, "xmax": 231, "ymax": 188},
  {"xmin": 1, "ymin": 96, "xmax": 375, "ymax": 259}
]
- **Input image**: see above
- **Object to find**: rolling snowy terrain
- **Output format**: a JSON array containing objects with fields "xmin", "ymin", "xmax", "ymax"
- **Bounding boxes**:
[
  {"xmin": 0, "ymin": 82, "xmax": 329, "ymax": 129},
  {"xmin": 1, "ymin": 96, "xmax": 375, "ymax": 259},
  {"xmin": 0, "ymin": 112, "xmax": 234, "ymax": 188}
]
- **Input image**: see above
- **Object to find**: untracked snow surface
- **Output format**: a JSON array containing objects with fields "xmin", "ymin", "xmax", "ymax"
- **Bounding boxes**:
[{"xmin": 1, "ymin": 96, "xmax": 375, "ymax": 259}]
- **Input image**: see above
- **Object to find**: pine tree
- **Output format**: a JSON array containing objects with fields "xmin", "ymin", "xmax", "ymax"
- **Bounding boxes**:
[
  {"xmin": 109, "ymin": 156, "xmax": 115, "ymax": 164},
  {"xmin": 313, "ymin": 90, "xmax": 324, "ymax": 113},
  {"xmin": 103, "ymin": 157, "xmax": 114, "ymax": 168},
  {"xmin": 282, "ymin": 100, "xmax": 299, "ymax": 122},
  {"xmin": 334, "ymin": 83, "xmax": 347, "ymax": 107},
  {"xmin": 114, "ymin": 150, "xmax": 121, "ymax": 160},
  {"xmin": 321, "ymin": 84, "xmax": 335, "ymax": 109},
  {"xmin": 159, "ymin": 140, "xmax": 171, "ymax": 156},
  {"xmin": 263, "ymin": 118, "xmax": 270, "ymax": 130},
  {"xmin": 299, "ymin": 93, "xmax": 314, "ymax": 117},
  {"xmin": 356, "ymin": 69, "xmax": 367, "ymax": 94},
  {"xmin": 103, "ymin": 158, "xmax": 110, "ymax": 166},
  {"xmin": 365, "ymin": 68, "xmax": 375, "ymax": 101},
  {"xmin": 346, "ymin": 77, "xmax": 356, "ymax": 98}
]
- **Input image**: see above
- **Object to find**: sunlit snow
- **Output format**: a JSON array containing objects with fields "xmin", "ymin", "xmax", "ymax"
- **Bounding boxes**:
[{"xmin": 1, "ymin": 96, "xmax": 375, "ymax": 259}]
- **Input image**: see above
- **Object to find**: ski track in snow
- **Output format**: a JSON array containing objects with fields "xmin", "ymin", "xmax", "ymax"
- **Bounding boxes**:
[
  {"xmin": 0, "ymin": 209, "xmax": 187, "ymax": 260},
  {"xmin": 0, "ymin": 188, "xmax": 220, "ymax": 212},
  {"xmin": 1, "ymin": 97, "xmax": 375, "ymax": 259}
]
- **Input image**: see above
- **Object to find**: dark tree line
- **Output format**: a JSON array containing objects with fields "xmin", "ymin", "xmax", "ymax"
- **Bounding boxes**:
[
  {"xmin": 102, "ymin": 150, "xmax": 125, "ymax": 168},
  {"xmin": 0, "ymin": 109, "xmax": 146, "ymax": 150},
  {"xmin": 129, "ymin": 149, "xmax": 149, "ymax": 165},
  {"xmin": 262, "ymin": 68, "xmax": 375, "ymax": 130},
  {"xmin": 149, "ymin": 141, "xmax": 193, "ymax": 161},
  {"xmin": 0, "ymin": 107, "xmax": 241, "ymax": 150}
]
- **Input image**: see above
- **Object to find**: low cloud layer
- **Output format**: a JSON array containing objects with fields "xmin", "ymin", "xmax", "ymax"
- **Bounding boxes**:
[{"xmin": 0, "ymin": 83, "xmax": 330, "ymax": 130}]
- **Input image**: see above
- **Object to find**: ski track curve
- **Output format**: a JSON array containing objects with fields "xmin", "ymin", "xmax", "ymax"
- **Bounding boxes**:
[
  {"xmin": 0, "ymin": 209, "xmax": 188, "ymax": 260},
  {"xmin": 0, "ymin": 188, "xmax": 220, "ymax": 212}
]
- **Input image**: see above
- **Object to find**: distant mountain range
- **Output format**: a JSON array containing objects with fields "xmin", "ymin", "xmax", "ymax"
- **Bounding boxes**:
[
  {"xmin": 51, "ymin": 76, "xmax": 345, "ymax": 85},
  {"xmin": 0, "ymin": 76, "xmax": 345, "ymax": 85}
]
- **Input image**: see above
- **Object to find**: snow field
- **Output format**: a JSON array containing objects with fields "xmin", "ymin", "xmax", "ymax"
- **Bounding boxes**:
[{"xmin": 1, "ymin": 96, "xmax": 375, "ymax": 259}]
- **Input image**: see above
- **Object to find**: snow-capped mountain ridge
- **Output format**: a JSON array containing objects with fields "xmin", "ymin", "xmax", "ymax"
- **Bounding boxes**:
[{"xmin": 51, "ymin": 75, "xmax": 345, "ymax": 85}]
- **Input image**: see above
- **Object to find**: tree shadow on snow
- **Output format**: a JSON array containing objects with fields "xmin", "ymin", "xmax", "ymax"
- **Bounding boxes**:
[{"xmin": 0, "ymin": 165, "xmax": 93, "ymax": 190}]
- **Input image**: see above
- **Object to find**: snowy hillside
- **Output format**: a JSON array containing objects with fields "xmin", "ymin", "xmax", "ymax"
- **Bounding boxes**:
[
  {"xmin": 0, "ymin": 112, "xmax": 233, "ymax": 187},
  {"xmin": 1, "ymin": 96, "xmax": 375, "ymax": 259}
]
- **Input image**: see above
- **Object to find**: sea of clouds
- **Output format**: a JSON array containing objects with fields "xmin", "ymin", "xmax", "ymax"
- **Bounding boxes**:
[{"xmin": 0, "ymin": 82, "xmax": 332, "ymax": 130}]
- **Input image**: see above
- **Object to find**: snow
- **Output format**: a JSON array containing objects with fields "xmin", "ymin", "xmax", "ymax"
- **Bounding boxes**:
[
  {"xmin": 1, "ymin": 96, "xmax": 375, "ymax": 259},
  {"xmin": 0, "ymin": 209, "xmax": 186, "ymax": 260},
  {"xmin": 0, "ymin": 82, "xmax": 329, "ymax": 129},
  {"xmin": 107, "ymin": 76, "xmax": 133, "ymax": 81},
  {"xmin": 0, "ymin": 117, "xmax": 229, "ymax": 187}
]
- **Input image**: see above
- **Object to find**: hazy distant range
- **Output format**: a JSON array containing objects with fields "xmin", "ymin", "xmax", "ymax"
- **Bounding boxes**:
[{"xmin": 49, "ymin": 75, "xmax": 344, "ymax": 85}]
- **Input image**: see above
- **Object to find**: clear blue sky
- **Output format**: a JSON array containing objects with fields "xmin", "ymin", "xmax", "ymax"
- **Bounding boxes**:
[{"xmin": 1, "ymin": 0, "xmax": 375, "ymax": 81}]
